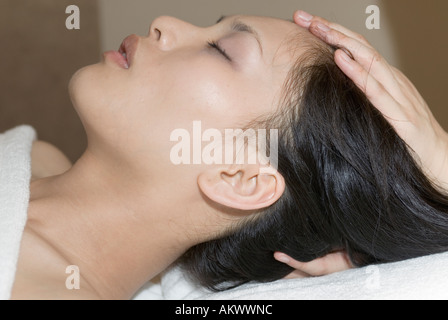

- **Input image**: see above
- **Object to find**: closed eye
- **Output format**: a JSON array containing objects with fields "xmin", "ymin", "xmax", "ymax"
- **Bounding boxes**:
[{"xmin": 207, "ymin": 41, "xmax": 231, "ymax": 61}]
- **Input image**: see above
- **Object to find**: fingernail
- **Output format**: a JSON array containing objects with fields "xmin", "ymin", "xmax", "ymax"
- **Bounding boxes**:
[
  {"xmin": 276, "ymin": 254, "xmax": 290, "ymax": 264},
  {"xmin": 297, "ymin": 10, "xmax": 313, "ymax": 22},
  {"xmin": 316, "ymin": 23, "xmax": 331, "ymax": 33}
]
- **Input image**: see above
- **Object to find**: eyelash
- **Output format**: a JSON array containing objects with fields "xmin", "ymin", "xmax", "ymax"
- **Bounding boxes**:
[{"xmin": 207, "ymin": 41, "xmax": 231, "ymax": 61}]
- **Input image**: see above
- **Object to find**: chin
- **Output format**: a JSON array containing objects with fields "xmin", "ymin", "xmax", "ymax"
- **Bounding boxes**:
[
  {"xmin": 68, "ymin": 63, "xmax": 109, "ymax": 130},
  {"xmin": 69, "ymin": 62, "xmax": 109, "ymax": 109}
]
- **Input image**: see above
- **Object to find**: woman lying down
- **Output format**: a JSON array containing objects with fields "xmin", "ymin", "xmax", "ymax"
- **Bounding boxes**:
[{"xmin": 4, "ymin": 10, "xmax": 448, "ymax": 299}]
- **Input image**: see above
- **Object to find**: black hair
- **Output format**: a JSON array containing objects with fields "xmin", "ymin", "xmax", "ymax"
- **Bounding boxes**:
[{"xmin": 179, "ymin": 36, "xmax": 448, "ymax": 291}]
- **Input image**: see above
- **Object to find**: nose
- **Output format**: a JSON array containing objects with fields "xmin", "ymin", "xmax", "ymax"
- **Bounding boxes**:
[{"xmin": 148, "ymin": 16, "xmax": 198, "ymax": 51}]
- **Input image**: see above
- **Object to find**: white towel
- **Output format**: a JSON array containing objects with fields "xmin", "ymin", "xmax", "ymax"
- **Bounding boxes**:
[
  {"xmin": 0, "ymin": 125, "xmax": 36, "ymax": 300},
  {"xmin": 134, "ymin": 250, "xmax": 448, "ymax": 300}
]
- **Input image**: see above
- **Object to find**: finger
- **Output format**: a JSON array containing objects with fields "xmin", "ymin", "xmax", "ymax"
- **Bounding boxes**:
[
  {"xmin": 294, "ymin": 12, "xmax": 410, "ymax": 108},
  {"xmin": 275, "ymin": 251, "xmax": 353, "ymax": 277},
  {"xmin": 293, "ymin": 10, "xmax": 372, "ymax": 48},
  {"xmin": 293, "ymin": 11, "xmax": 384, "ymax": 77},
  {"xmin": 392, "ymin": 66, "xmax": 429, "ymax": 108},
  {"xmin": 320, "ymin": 27, "xmax": 411, "ymax": 109},
  {"xmin": 311, "ymin": 23, "xmax": 400, "ymax": 92},
  {"xmin": 309, "ymin": 22, "xmax": 385, "ymax": 73},
  {"xmin": 334, "ymin": 49, "xmax": 407, "ymax": 122}
]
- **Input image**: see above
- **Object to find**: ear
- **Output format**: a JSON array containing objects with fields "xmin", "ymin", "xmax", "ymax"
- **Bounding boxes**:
[{"xmin": 197, "ymin": 164, "xmax": 285, "ymax": 211}]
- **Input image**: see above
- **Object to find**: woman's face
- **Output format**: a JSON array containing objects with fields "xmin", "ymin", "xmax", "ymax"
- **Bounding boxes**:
[{"xmin": 69, "ymin": 15, "xmax": 310, "ymax": 183}]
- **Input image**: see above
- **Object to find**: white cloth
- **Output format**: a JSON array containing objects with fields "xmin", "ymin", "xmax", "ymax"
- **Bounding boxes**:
[
  {"xmin": 0, "ymin": 125, "xmax": 36, "ymax": 300},
  {"xmin": 134, "ymin": 250, "xmax": 448, "ymax": 300}
]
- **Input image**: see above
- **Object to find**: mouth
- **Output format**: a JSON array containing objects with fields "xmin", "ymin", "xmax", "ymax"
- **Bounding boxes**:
[{"xmin": 118, "ymin": 34, "xmax": 139, "ymax": 69}]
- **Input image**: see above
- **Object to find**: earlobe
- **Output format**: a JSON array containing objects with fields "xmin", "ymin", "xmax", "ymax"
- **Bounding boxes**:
[{"xmin": 198, "ymin": 165, "xmax": 285, "ymax": 211}]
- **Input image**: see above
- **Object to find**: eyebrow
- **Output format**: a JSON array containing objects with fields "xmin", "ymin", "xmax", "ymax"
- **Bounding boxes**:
[{"xmin": 216, "ymin": 15, "xmax": 263, "ymax": 55}]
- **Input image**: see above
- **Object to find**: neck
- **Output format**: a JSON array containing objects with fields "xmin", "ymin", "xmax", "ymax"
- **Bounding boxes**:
[{"xmin": 27, "ymin": 148, "xmax": 198, "ymax": 299}]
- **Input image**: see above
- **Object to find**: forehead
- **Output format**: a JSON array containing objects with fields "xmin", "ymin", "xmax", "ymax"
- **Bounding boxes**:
[{"xmin": 225, "ymin": 15, "xmax": 313, "ymax": 66}]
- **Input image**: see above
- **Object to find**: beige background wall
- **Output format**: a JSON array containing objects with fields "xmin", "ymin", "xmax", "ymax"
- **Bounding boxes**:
[
  {"xmin": 0, "ymin": 0, "xmax": 99, "ymax": 162},
  {"xmin": 381, "ymin": 0, "xmax": 448, "ymax": 134},
  {"xmin": 1, "ymin": 1, "xmax": 447, "ymax": 162}
]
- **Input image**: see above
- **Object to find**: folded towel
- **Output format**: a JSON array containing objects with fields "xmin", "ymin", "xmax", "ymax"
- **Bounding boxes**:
[
  {"xmin": 0, "ymin": 125, "xmax": 36, "ymax": 300},
  {"xmin": 133, "ymin": 250, "xmax": 448, "ymax": 300}
]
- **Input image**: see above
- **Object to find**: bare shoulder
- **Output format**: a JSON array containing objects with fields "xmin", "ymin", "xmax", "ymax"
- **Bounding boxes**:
[
  {"xmin": 10, "ymin": 276, "xmax": 101, "ymax": 300},
  {"xmin": 11, "ymin": 227, "xmax": 101, "ymax": 300},
  {"xmin": 31, "ymin": 140, "xmax": 73, "ymax": 180}
]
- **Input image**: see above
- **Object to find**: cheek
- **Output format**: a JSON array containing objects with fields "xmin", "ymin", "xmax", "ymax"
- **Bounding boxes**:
[
  {"xmin": 150, "ymin": 61, "xmax": 237, "ymax": 124},
  {"xmin": 126, "ymin": 55, "xmax": 279, "ymax": 159},
  {"xmin": 147, "ymin": 57, "xmax": 272, "ymax": 129},
  {"xmin": 173, "ymin": 64, "xmax": 230, "ymax": 111}
]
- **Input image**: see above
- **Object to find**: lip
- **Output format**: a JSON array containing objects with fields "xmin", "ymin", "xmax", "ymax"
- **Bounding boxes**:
[
  {"xmin": 103, "ymin": 50, "xmax": 129, "ymax": 69},
  {"xmin": 118, "ymin": 34, "xmax": 139, "ymax": 69}
]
